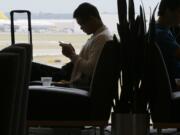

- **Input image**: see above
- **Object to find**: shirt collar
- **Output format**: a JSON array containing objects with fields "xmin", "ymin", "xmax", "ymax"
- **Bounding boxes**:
[{"xmin": 93, "ymin": 25, "xmax": 107, "ymax": 37}]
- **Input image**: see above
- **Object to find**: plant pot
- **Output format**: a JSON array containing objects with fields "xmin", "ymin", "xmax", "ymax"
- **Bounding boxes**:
[
  {"xmin": 132, "ymin": 113, "xmax": 150, "ymax": 135},
  {"xmin": 112, "ymin": 113, "xmax": 133, "ymax": 135},
  {"xmin": 111, "ymin": 113, "xmax": 149, "ymax": 135}
]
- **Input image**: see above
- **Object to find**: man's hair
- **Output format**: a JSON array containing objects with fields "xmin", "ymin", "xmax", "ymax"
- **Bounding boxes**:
[
  {"xmin": 158, "ymin": 0, "xmax": 180, "ymax": 16},
  {"xmin": 73, "ymin": 2, "xmax": 101, "ymax": 21}
]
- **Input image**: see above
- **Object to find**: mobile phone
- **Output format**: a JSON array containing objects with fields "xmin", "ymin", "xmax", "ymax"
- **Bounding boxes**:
[
  {"xmin": 59, "ymin": 41, "xmax": 66, "ymax": 44},
  {"xmin": 59, "ymin": 41, "xmax": 65, "ymax": 44},
  {"xmin": 59, "ymin": 41, "xmax": 68, "ymax": 47}
]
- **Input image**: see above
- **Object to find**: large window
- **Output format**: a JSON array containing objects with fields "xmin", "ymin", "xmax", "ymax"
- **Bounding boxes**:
[{"xmin": 0, "ymin": 0, "xmax": 159, "ymax": 67}]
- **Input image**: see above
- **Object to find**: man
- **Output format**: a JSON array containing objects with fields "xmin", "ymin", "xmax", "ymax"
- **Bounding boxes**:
[
  {"xmin": 31, "ymin": 2, "xmax": 113, "ymax": 89},
  {"xmin": 155, "ymin": 0, "xmax": 180, "ymax": 90}
]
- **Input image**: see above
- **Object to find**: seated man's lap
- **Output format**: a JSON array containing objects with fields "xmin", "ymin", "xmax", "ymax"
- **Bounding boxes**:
[{"xmin": 30, "ymin": 62, "xmax": 73, "ymax": 82}]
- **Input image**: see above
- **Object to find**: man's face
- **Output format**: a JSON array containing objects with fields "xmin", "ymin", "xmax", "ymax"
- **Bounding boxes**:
[{"xmin": 76, "ymin": 17, "xmax": 94, "ymax": 35}]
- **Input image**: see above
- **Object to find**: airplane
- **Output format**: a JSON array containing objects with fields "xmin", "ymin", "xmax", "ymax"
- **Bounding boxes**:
[{"xmin": 0, "ymin": 11, "xmax": 118, "ymax": 34}]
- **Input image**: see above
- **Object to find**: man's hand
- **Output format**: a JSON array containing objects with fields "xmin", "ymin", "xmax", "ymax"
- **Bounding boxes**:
[{"xmin": 59, "ymin": 42, "xmax": 76, "ymax": 59}]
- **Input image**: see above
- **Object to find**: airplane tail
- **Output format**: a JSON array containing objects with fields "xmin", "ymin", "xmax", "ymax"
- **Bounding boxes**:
[{"xmin": 0, "ymin": 11, "xmax": 8, "ymax": 19}]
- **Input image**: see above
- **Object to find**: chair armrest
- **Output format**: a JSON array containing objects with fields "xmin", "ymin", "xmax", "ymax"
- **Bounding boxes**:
[
  {"xmin": 28, "ymin": 86, "xmax": 91, "ymax": 120},
  {"xmin": 28, "ymin": 85, "xmax": 90, "ymax": 110},
  {"xmin": 29, "ymin": 85, "xmax": 89, "ymax": 97}
]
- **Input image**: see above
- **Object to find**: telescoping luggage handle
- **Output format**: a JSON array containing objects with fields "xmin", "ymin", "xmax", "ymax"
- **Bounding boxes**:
[{"xmin": 10, "ymin": 10, "xmax": 32, "ymax": 45}]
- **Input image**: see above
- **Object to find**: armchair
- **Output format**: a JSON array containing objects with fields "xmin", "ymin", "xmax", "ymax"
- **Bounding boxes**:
[
  {"xmin": 27, "ymin": 38, "xmax": 120, "ymax": 135},
  {"xmin": 1, "ymin": 43, "xmax": 32, "ymax": 135},
  {"xmin": 2, "ymin": 45, "xmax": 27, "ymax": 135},
  {"xmin": 143, "ymin": 42, "xmax": 180, "ymax": 132}
]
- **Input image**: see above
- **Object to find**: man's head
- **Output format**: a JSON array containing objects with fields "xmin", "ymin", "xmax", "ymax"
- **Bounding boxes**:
[
  {"xmin": 158, "ymin": 0, "xmax": 180, "ymax": 25},
  {"xmin": 73, "ymin": 2, "xmax": 103, "ymax": 34}
]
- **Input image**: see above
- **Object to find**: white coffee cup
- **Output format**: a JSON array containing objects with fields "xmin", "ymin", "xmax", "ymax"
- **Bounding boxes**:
[{"xmin": 41, "ymin": 77, "xmax": 52, "ymax": 86}]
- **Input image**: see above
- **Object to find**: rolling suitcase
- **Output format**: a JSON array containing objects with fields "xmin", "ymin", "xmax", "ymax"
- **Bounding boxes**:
[{"xmin": 10, "ymin": 10, "xmax": 32, "ymax": 45}]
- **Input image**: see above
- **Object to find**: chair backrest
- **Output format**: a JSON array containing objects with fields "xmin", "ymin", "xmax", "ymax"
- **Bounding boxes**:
[
  {"xmin": 14, "ymin": 43, "xmax": 32, "ymax": 89},
  {"xmin": 145, "ymin": 42, "xmax": 177, "ymax": 122},
  {"xmin": 1, "ymin": 52, "xmax": 21, "ymax": 135},
  {"xmin": 89, "ymin": 38, "xmax": 120, "ymax": 120},
  {"xmin": 14, "ymin": 43, "xmax": 32, "ymax": 135}
]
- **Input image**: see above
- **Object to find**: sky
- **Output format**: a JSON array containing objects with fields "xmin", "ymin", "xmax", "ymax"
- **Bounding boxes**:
[{"xmin": 0, "ymin": 0, "xmax": 160, "ymax": 14}]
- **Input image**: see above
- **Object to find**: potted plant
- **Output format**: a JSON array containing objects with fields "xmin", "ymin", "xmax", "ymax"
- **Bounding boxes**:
[{"xmin": 112, "ymin": 0, "xmax": 150, "ymax": 134}]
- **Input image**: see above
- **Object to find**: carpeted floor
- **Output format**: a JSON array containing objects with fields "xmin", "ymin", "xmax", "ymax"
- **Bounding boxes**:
[
  {"xmin": 29, "ymin": 126, "xmax": 180, "ymax": 135},
  {"xmin": 29, "ymin": 126, "xmax": 111, "ymax": 135}
]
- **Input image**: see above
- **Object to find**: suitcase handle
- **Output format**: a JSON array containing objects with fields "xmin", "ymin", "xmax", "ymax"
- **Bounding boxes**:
[
  {"xmin": 10, "ymin": 10, "xmax": 32, "ymax": 45},
  {"xmin": 11, "ymin": 10, "xmax": 31, "ymax": 14}
]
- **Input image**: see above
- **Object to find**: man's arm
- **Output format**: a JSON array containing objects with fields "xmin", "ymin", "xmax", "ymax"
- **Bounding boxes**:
[
  {"xmin": 59, "ymin": 42, "xmax": 77, "ymax": 60},
  {"xmin": 72, "ymin": 35, "xmax": 111, "ymax": 76}
]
